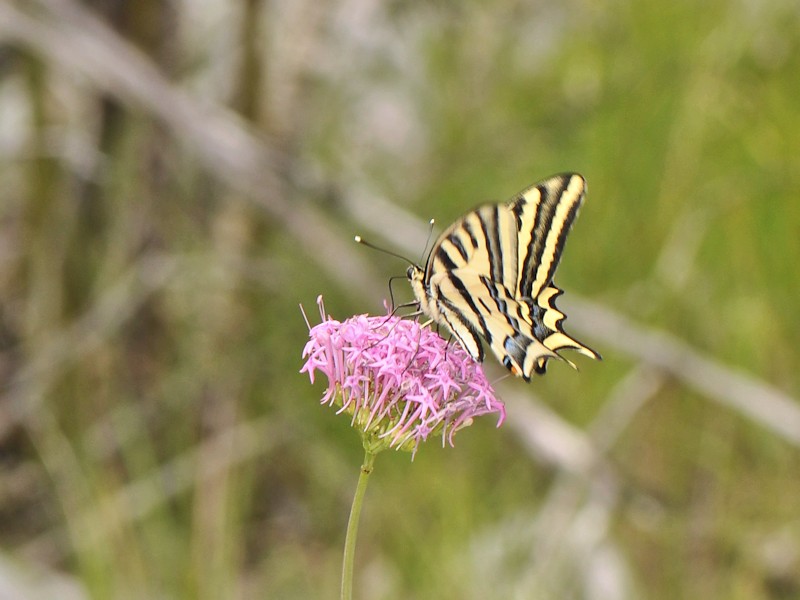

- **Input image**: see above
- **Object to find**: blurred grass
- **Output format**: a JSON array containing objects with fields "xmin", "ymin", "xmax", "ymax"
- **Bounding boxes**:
[{"xmin": 0, "ymin": 0, "xmax": 799, "ymax": 598}]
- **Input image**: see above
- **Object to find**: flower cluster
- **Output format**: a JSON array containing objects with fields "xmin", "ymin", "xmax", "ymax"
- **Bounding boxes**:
[{"xmin": 301, "ymin": 296, "xmax": 505, "ymax": 456}]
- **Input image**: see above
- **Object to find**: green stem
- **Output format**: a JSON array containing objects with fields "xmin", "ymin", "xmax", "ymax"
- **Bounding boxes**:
[{"xmin": 341, "ymin": 450, "xmax": 376, "ymax": 600}]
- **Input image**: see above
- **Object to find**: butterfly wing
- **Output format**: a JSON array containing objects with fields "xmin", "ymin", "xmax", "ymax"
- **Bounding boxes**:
[
  {"xmin": 427, "ymin": 269, "xmax": 558, "ymax": 380},
  {"xmin": 425, "ymin": 203, "xmax": 519, "ymax": 291},
  {"xmin": 420, "ymin": 173, "xmax": 599, "ymax": 378},
  {"xmin": 508, "ymin": 173, "xmax": 587, "ymax": 299},
  {"xmin": 420, "ymin": 203, "xmax": 520, "ymax": 363},
  {"xmin": 507, "ymin": 173, "xmax": 600, "ymax": 372},
  {"xmin": 528, "ymin": 284, "xmax": 600, "ymax": 368}
]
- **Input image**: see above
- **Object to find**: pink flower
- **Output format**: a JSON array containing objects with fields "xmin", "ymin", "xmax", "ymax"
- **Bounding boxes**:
[{"xmin": 301, "ymin": 296, "xmax": 505, "ymax": 456}]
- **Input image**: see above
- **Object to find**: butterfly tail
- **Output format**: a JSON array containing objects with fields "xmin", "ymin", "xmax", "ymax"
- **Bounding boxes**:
[{"xmin": 530, "ymin": 285, "xmax": 601, "ymax": 372}]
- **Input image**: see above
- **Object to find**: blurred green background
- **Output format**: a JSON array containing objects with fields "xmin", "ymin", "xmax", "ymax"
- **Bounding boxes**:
[{"xmin": 1, "ymin": 0, "xmax": 799, "ymax": 598}]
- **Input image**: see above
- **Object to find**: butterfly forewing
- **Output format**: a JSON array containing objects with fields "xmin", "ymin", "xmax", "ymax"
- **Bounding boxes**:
[
  {"xmin": 511, "ymin": 173, "xmax": 586, "ymax": 299},
  {"xmin": 426, "ymin": 205, "xmax": 518, "ymax": 286},
  {"xmin": 411, "ymin": 173, "xmax": 599, "ymax": 380}
]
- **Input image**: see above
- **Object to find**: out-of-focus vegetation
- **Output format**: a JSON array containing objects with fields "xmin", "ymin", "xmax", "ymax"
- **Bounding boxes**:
[{"xmin": 1, "ymin": 0, "xmax": 799, "ymax": 598}]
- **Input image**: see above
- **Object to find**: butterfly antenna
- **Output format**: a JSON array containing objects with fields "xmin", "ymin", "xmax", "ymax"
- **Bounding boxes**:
[
  {"xmin": 354, "ymin": 235, "xmax": 417, "ymax": 266},
  {"xmin": 418, "ymin": 219, "xmax": 436, "ymax": 265}
]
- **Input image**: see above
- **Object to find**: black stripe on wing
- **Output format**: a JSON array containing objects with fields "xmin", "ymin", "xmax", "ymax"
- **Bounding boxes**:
[
  {"xmin": 427, "ymin": 213, "xmax": 481, "ymax": 279},
  {"xmin": 428, "ymin": 270, "xmax": 491, "ymax": 362},
  {"xmin": 433, "ymin": 240, "xmax": 460, "ymax": 274},
  {"xmin": 477, "ymin": 206, "xmax": 504, "ymax": 285},
  {"xmin": 438, "ymin": 307, "xmax": 485, "ymax": 363}
]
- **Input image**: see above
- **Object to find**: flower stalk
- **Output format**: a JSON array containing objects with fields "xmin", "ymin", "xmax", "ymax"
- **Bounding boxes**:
[{"xmin": 341, "ymin": 450, "xmax": 376, "ymax": 600}]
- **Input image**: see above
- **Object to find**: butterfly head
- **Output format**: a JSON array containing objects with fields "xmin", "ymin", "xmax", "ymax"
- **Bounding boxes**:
[{"xmin": 406, "ymin": 265, "xmax": 429, "ymax": 310}]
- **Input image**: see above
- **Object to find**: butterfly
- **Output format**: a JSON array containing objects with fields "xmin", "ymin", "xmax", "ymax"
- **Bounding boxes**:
[{"xmin": 407, "ymin": 173, "xmax": 600, "ymax": 381}]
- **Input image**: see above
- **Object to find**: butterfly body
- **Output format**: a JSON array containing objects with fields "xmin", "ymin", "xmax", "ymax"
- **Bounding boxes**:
[{"xmin": 408, "ymin": 173, "xmax": 599, "ymax": 381}]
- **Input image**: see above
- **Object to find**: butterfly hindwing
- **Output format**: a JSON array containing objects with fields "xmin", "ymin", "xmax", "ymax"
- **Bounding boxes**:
[{"xmin": 428, "ymin": 269, "xmax": 558, "ymax": 381}]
